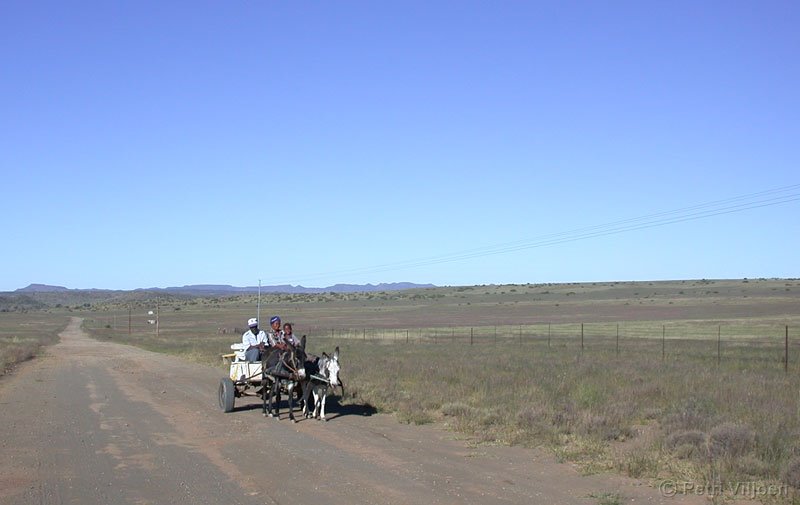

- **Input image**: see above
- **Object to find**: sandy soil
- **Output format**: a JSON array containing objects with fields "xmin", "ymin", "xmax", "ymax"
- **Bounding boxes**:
[{"xmin": 0, "ymin": 318, "xmax": 707, "ymax": 505}]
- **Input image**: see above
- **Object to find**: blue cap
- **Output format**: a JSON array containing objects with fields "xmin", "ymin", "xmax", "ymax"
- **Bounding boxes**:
[{"xmin": 270, "ymin": 316, "xmax": 281, "ymax": 324}]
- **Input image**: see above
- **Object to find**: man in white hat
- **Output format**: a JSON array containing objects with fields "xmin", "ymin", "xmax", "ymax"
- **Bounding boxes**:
[{"xmin": 242, "ymin": 317, "xmax": 268, "ymax": 361}]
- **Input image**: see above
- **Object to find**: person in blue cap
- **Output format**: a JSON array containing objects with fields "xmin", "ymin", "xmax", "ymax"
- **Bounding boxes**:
[{"xmin": 267, "ymin": 315, "xmax": 284, "ymax": 347}]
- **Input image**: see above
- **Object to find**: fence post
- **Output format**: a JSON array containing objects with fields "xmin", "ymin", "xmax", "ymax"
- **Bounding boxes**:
[
  {"xmin": 662, "ymin": 325, "xmax": 666, "ymax": 361},
  {"xmin": 581, "ymin": 323, "xmax": 584, "ymax": 351},
  {"xmin": 494, "ymin": 326, "xmax": 497, "ymax": 345},
  {"xmin": 519, "ymin": 324, "xmax": 522, "ymax": 345},
  {"xmin": 616, "ymin": 324, "xmax": 619, "ymax": 355},
  {"xmin": 548, "ymin": 323, "xmax": 551, "ymax": 347},
  {"xmin": 785, "ymin": 325, "xmax": 789, "ymax": 373},
  {"xmin": 406, "ymin": 330, "xmax": 409, "ymax": 344},
  {"xmin": 717, "ymin": 325, "xmax": 721, "ymax": 366},
  {"xmin": 471, "ymin": 327, "xmax": 474, "ymax": 345}
]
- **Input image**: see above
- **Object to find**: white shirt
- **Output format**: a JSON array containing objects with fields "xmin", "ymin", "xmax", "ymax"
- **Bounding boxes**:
[{"xmin": 242, "ymin": 328, "xmax": 268, "ymax": 349}]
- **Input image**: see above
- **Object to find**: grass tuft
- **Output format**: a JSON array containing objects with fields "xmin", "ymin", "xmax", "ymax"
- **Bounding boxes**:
[{"xmin": 588, "ymin": 492, "xmax": 622, "ymax": 505}]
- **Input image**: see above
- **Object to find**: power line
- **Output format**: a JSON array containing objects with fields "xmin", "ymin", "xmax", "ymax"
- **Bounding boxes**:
[{"xmin": 262, "ymin": 183, "xmax": 800, "ymax": 284}]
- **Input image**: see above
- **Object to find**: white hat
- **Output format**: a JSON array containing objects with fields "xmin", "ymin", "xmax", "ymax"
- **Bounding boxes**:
[{"xmin": 248, "ymin": 317, "xmax": 258, "ymax": 327}]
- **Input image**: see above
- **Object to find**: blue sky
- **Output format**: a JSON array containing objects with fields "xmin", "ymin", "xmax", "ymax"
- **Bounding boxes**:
[{"xmin": 1, "ymin": 1, "xmax": 798, "ymax": 291}]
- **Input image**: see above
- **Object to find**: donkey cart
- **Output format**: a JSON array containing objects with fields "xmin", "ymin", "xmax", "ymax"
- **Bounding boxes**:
[{"xmin": 218, "ymin": 342, "xmax": 307, "ymax": 420}]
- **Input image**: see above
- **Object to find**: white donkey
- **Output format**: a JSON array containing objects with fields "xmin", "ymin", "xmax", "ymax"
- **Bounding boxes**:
[{"xmin": 302, "ymin": 347, "xmax": 341, "ymax": 421}]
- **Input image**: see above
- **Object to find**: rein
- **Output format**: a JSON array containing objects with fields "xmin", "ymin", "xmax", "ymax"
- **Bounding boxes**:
[
  {"xmin": 309, "ymin": 357, "xmax": 332, "ymax": 385},
  {"xmin": 309, "ymin": 373, "xmax": 330, "ymax": 384},
  {"xmin": 279, "ymin": 348, "xmax": 305, "ymax": 380}
]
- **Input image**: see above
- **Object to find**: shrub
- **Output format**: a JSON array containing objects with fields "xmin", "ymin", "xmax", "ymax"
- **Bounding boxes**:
[
  {"xmin": 734, "ymin": 455, "xmax": 771, "ymax": 478},
  {"xmin": 574, "ymin": 382, "xmax": 606, "ymax": 408},
  {"xmin": 665, "ymin": 430, "xmax": 706, "ymax": 452},
  {"xmin": 709, "ymin": 422, "xmax": 754, "ymax": 458},
  {"xmin": 662, "ymin": 397, "xmax": 718, "ymax": 432},
  {"xmin": 673, "ymin": 443, "xmax": 703, "ymax": 460},
  {"xmin": 478, "ymin": 409, "xmax": 502, "ymax": 428},
  {"xmin": 516, "ymin": 405, "xmax": 548, "ymax": 429},
  {"xmin": 441, "ymin": 402, "xmax": 475, "ymax": 417},
  {"xmin": 619, "ymin": 448, "xmax": 661, "ymax": 479},
  {"xmin": 1, "ymin": 345, "xmax": 36, "ymax": 373},
  {"xmin": 552, "ymin": 400, "xmax": 579, "ymax": 433},
  {"xmin": 582, "ymin": 414, "xmax": 615, "ymax": 440},
  {"xmin": 399, "ymin": 411, "xmax": 434, "ymax": 425},
  {"xmin": 782, "ymin": 458, "xmax": 800, "ymax": 489}
]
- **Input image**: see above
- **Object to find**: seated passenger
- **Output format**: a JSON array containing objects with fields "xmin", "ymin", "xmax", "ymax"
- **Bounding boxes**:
[
  {"xmin": 282, "ymin": 322, "xmax": 302, "ymax": 347},
  {"xmin": 242, "ymin": 317, "xmax": 268, "ymax": 361},
  {"xmin": 267, "ymin": 315, "xmax": 285, "ymax": 348}
]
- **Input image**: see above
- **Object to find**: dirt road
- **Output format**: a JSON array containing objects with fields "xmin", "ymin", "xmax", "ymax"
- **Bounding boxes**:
[{"xmin": 0, "ymin": 318, "xmax": 703, "ymax": 505}]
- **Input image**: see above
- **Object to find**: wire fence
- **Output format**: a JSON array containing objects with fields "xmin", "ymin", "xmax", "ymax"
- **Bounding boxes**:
[
  {"xmin": 84, "ymin": 314, "xmax": 797, "ymax": 371},
  {"xmin": 310, "ymin": 322, "xmax": 796, "ymax": 370}
]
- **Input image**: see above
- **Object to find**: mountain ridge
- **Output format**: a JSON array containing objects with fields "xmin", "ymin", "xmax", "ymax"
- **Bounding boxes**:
[{"xmin": 14, "ymin": 282, "xmax": 436, "ymax": 295}]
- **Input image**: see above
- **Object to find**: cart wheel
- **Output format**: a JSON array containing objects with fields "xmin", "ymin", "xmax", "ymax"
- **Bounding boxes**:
[{"xmin": 219, "ymin": 377, "xmax": 235, "ymax": 413}]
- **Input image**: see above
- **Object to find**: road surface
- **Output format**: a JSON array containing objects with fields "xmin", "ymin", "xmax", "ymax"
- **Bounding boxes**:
[{"xmin": 0, "ymin": 318, "xmax": 703, "ymax": 505}]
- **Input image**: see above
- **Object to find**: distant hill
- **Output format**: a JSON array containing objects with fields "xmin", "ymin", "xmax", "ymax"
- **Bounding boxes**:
[
  {"xmin": 16, "ymin": 283, "xmax": 70, "ymax": 293},
  {"xmin": 141, "ymin": 282, "xmax": 436, "ymax": 295},
  {"xmin": 14, "ymin": 282, "xmax": 436, "ymax": 296}
]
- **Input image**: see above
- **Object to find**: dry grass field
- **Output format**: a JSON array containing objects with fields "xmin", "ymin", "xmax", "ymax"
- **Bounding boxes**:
[
  {"xmin": 7, "ymin": 278, "xmax": 800, "ymax": 502},
  {"xmin": 0, "ymin": 311, "xmax": 69, "ymax": 375}
]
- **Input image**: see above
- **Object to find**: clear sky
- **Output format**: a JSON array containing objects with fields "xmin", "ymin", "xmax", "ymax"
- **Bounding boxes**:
[{"xmin": 1, "ymin": 1, "xmax": 798, "ymax": 291}]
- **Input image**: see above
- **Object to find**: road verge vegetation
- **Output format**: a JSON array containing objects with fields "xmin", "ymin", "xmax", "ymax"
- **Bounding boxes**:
[
  {"xmin": 335, "ymin": 339, "xmax": 800, "ymax": 497},
  {"xmin": 0, "ymin": 312, "xmax": 68, "ymax": 376}
]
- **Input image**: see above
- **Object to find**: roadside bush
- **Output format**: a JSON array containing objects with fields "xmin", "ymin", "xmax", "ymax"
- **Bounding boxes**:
[
  {"xmin": 1, "ymin": 315, "xmax": 65, "ymax": 374},
  {"xmin": 478, "ymin": 408, "xmax": 502, "ymax": 428},
  {"xmin": 618, "ymin": 448, "xmax": 662, "ymax": 479},
  {"xmin": 441, "ymin": 402, "xmax": 475, "ymax": 418},
  {"xmin": 734, "ymin": 455, "xmax": 771, "ymax": 478},
  {"xmin": 662, "ymin": 397, "xmax": 718, "ymax": 432},
  {"xmin": 551, "ymin": 400, "xmax": 579, "ymax": 433},
  {"xmin": 580, "ymin": 409, "xmax": 633, "ymax": 441},
  {"xmin": 510, "ymin": 404, "xmax": 563, "ymax": 446},
  {"xmin": 396, "ymin": 401, "xmax": 434, "ymax": 425},
  {"xmin": 782, "ymin": 457, "xmax": 800, "ymax": 489},
  {"xmin": 515, "ymin": 405, "xmax": 549, "ymax": 429},
  {"xmin": 573, "ymin": 381, "xmax": 607, "ymax": 408},
  {"xmin": 754, "ymin": 422, "xmax": 797, "ymax": 469},
  {"xmin": 665, "ymin": 429, "xmax": 707, "ymax": 460},
  {"xmin": 665, "ymin": 430, "xmax": 706, "ymax": 452},
  {"xmin": 1, "ymin": 344, "xmax": 35, "ymax": 373},
  {"xmin": 709, "ymin": 422, "xmax": 755, "ymax": 458}
]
